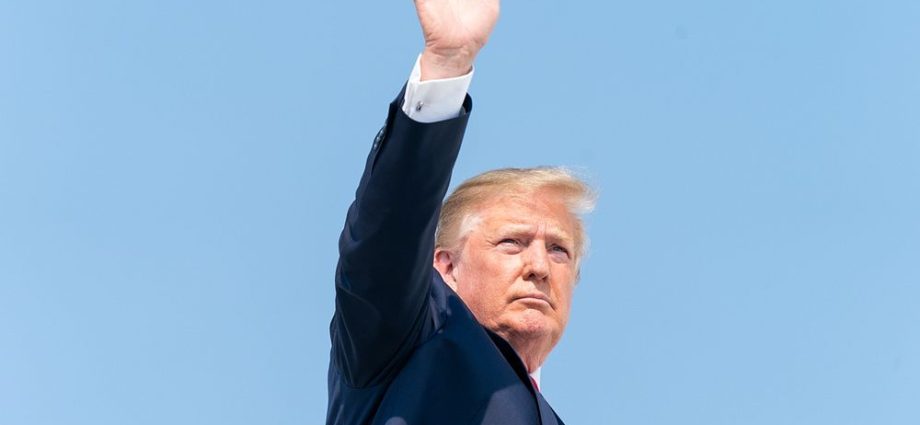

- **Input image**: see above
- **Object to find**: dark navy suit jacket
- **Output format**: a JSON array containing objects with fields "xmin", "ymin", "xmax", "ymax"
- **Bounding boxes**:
[{"xmin": 327, "ymin": 89, "xmax": 565, "ymax": 425}]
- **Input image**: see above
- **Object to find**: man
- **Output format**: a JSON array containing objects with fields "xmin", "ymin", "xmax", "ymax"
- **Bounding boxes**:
[{"xmin": 327, "ymin": 1, "xmax": 594, "ymax": 423}]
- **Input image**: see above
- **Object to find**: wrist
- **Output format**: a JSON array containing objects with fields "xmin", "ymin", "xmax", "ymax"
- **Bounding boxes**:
[{"xmin": 419, "ymin": 49, "xmax": 475, "ymax": 81}]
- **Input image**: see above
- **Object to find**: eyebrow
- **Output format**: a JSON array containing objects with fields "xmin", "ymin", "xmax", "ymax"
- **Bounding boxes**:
[{"xmin": 493, "ymin": 223, "xmax": 574, "ymax": 245}]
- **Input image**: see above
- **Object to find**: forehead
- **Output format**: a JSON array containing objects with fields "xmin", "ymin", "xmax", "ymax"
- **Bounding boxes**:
[{"xmin": 471, "ymin": 192, "xmax": 578, "ymax": 240}]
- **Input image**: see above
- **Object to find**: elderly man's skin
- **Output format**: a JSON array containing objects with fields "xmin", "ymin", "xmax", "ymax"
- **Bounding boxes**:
[{"xmin": 433, "ymin": 189, "xmax": 581, "ymax": 373}]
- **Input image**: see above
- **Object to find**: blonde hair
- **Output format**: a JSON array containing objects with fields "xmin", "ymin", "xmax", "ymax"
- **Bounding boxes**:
[{"xmin": 436, "ymin": 167, "xmax": 596, "ymax": 260}]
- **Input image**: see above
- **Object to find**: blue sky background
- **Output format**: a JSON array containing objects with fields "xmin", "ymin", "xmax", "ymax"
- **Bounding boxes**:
[{"xmin": 2, "ymin": 0, "xmax": 918, "ymax": 423}]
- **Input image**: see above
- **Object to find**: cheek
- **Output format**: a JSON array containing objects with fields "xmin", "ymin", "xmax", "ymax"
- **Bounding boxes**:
[
  {"xmin": 457, "ymin": 255, "xmax": 518, "ymax": 312},
  {"xmin": 553, "ymin": 278, "xmax": 577, "ymax": 318},
  {"xmin": 455, "ymin": 260, "xmax": 496, "ymax": 303},
  {"xmin": 468, "ymin": 250, "xmax": 521, "ymax": 280}
]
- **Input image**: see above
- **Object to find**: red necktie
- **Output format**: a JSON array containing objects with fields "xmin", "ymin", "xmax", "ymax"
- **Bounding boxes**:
[{"xmin": 529, "ymin": 376, "xmax": 540, "ymax": 392}]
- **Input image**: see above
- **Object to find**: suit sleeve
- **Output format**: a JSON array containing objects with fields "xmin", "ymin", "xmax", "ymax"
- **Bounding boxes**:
[{"xmin": 332, "ymin": 87, "xmax": 472, "ymax": 387}]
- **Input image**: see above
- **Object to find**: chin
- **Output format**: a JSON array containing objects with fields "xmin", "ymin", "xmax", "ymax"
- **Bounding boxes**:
[{"xmin": 507, "ymin": 309, "xmax": 555, "ymax": 339}]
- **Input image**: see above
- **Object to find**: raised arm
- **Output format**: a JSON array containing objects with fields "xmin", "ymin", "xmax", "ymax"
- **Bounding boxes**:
[{"xmin": 331, "ymin": 0, "xmax": 499, "ymax": 387}]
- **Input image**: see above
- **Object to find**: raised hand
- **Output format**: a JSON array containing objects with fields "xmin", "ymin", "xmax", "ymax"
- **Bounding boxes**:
[{"xmin": 414, "ymin": 0, "xmax": 500, "ymax": 80}]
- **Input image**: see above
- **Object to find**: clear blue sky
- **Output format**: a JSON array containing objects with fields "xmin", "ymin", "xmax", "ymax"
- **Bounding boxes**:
[{"xmin": 2, "ymin": 1, "xmax": 918, "ymax": 424}]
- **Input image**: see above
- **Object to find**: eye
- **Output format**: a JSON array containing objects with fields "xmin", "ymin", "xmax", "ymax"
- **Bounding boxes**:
[
  {"xmin": 550, "ymin": 244, "xmax": 570, "ymax": 257},
  {"xmin": 496, "ymin": 238, "xmax": 525, "ymax": 252}
]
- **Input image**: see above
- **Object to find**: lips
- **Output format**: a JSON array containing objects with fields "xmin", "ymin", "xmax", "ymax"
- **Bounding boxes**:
[{"xmin": 513, "ymin": 293, "xmax": 553, "ymax": 308}]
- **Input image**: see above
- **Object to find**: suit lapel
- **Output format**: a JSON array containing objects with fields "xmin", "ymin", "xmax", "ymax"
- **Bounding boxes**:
[
  {"xmin": 536, "ymin": 390, "xmax": 563, "ymax": 425},
  {"xmin": 484, "ymin": 328, "xmax": 568, "ymax": 425}
]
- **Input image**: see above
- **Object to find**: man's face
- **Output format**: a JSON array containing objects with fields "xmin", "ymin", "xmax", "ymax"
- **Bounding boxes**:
[{"xmin": 435, "ymin": 189, "xmax": 580, "ymax": 357}]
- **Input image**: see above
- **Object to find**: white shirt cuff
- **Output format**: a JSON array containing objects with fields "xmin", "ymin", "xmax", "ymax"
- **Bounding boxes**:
[{"xmin": 402, "ymin": 55, "xmax": 474, "ymax": 123}]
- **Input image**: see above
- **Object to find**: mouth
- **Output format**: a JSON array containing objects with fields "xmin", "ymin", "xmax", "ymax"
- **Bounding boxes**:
[{"xmin": 513, "ymin": 293, "xmax": 553, "ymax": 308}]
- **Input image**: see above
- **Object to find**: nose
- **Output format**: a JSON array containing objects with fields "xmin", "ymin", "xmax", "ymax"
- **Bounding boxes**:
[{"xmin": 523, "ymin": 243, "xmax": 550, "ymax": 283}]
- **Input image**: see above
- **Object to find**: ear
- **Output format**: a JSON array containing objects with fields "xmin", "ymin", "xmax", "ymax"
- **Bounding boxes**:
[{"xmin": 433, "ymin": 248, "xmax": 459, "ymax": 291}]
